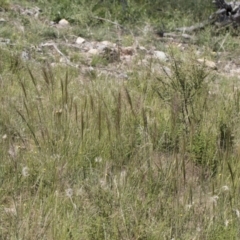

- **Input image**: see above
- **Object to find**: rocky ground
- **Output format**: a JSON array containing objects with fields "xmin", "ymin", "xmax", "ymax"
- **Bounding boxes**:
[{"xmin": 1, "ymin": 3, "xmax": 240, "ymax": 85}]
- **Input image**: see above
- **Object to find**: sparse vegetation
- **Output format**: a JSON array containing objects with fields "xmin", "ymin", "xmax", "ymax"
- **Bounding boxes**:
[{"xmin": 1, "ymin": 0, "xmax": 240, "ymax": 239}]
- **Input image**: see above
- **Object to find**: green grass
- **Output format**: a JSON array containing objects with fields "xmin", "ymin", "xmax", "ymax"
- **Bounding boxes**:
[{"xmin": 1, "ymin": 0, "xmax": 240, "ymax": 239}]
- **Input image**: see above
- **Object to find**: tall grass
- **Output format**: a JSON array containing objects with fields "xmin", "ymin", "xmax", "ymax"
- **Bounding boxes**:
[{"xmin": 1, "ymin": 42, "xmax": 240, "ymax": 239}]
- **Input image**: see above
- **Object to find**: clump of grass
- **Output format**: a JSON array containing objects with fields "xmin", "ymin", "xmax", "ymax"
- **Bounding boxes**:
[{"xmin": 153, "ymin": 49, "xmax": 218, "ymax": 172}]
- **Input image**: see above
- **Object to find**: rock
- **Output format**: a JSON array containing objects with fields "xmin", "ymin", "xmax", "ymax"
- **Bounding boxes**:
[
  {"xmin": 2, "ymin": 134, "xmax": 7, "ymax": 140},
  {"xmin": 197, "ymin": 59, "xmax": 217, "ymax": 70},
  {"xmin": 96, "ymin": 41, "xmax": 116, "ymax": 52},
  {"xmin": 101, "ymin": 41, "xmax": 115, "ymax": 48},
  {"xmin": 153, "ymin": 51, "xmax": 168, "ymax": 61},
  {"xmin": 88, "ymin": 66, "xmax": 94, "ymax": 72},
  {"xmin": 118, "ymin": 73, "xmax": 128, "ymax": 79},
  {"xmin": 87, "ymin": 49, "xmax": 99, "ymax": 55},
  {"xmin": 58, "ymin": 19, "xmax": 69, "ymax": 27},
  {"xmin": 82, "ymin": 42, "xmax": 93, "ymax": 52},
  {"xmin": 97, "ymin": 43, "xmax": 108, "ymax": 52},
  {"xmin": 76, "ymin": 37, "xmax": 85, "ymax": 45}
]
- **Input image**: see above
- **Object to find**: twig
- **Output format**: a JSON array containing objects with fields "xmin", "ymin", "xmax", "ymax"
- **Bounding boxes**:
[
  {"xmin": 175, "ymin": 20, "xmax": 211, "ymax": 33},
  {"xmin": 91, "ymin": 16, "xmax": 125, "ymax": 29}
]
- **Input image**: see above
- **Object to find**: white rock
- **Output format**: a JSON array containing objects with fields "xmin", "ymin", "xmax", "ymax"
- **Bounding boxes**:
[
  {"xmin": 153, "ymin": 51, "xmax": 168, "ymax": 61},
  {"xmin": 87, "ymin": 49, "xmax": 99, "ymax": 55},
  {"xmin": 118, "ymin": 73, "xmax": 128, "ymax": 79},
  {"xmin": 82, "ymin": 42, "xmax": 93, "ymax": 51},
  {"xmin": 88, "ymin": 66, "xmax": 94, "ymax": 72},
  {"xmin": 2, "ymin": 134, "xmax": 7, "ymax": 140},
  {"xmin": 101, "ymin": 41, "xmax": 115, "ymax": 47},
  {"xmin": 97, "ymin": 44, "xmax": 108, "ymax": 52},
  {"xmin": 76, "ymin": 37, "xmax": 85, "ymax": 45},
  {"xmin": 58, "ymin": 19, "xmax": 69, "ymax": 26}
]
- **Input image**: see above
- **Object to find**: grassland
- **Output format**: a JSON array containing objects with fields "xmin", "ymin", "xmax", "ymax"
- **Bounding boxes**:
[{"xmin": 1, "ymin": 0, "xmax": 240, "ymax": 239}]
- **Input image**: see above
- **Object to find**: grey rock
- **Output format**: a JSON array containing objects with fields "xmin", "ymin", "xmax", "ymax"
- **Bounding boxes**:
[
  {"xmin": 118, "ymin": 73, "xmax": 128, "ymax": 79},
  {"xmin": 76, "ymin": 37, "xmax": 85, "ymax": 45},
  {"xmin": 87, "ymin": 49, "xmax": 99, "ymax": 55},
  {"xmin": 153, "ymin": 51, "xmax": 168, "ymax": 61}
]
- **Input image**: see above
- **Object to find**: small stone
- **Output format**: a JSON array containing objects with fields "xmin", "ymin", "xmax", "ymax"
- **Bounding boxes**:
[
  {"xmin": 2, "ymin": 134, "xmax": 7, "ymax": 140},
  {"xmin": 76, "ymin": 37, "xmax": 85, "ymax": 45},
  {"xmin": 197, "ymin": 59, "xmax": 217, "ymax": 70},
  {"xmin": 88, "ymin": 66, "xmax": 94, "ymax": 72},
  {"xmin": 82, "ymin": 42, "xmax": 93, "ymax": 52},
  {"xmin": 101, "ymin": 41, "xmax": 115, "ymax": 47},
  {"xmin": 58, "ymin": 19, "xmax": 69, "ymax": 26},
  {"xmin": 97, "ymin": 44, "xmax": 108, "ymax": 52},
  {"xmin": 118, "ymin": 73, "xmax": 128, "ymax": 79},
  {"xmin": 49, "ymin": 21, "xmax": 55, "ymax": 26},
  {"xmin": 153, "ymin": 51, "xmax": 168, "ymax": 61},
  {"xmin": 87, "ymin": 49, "xmax": 99, "ymax": 55}
]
